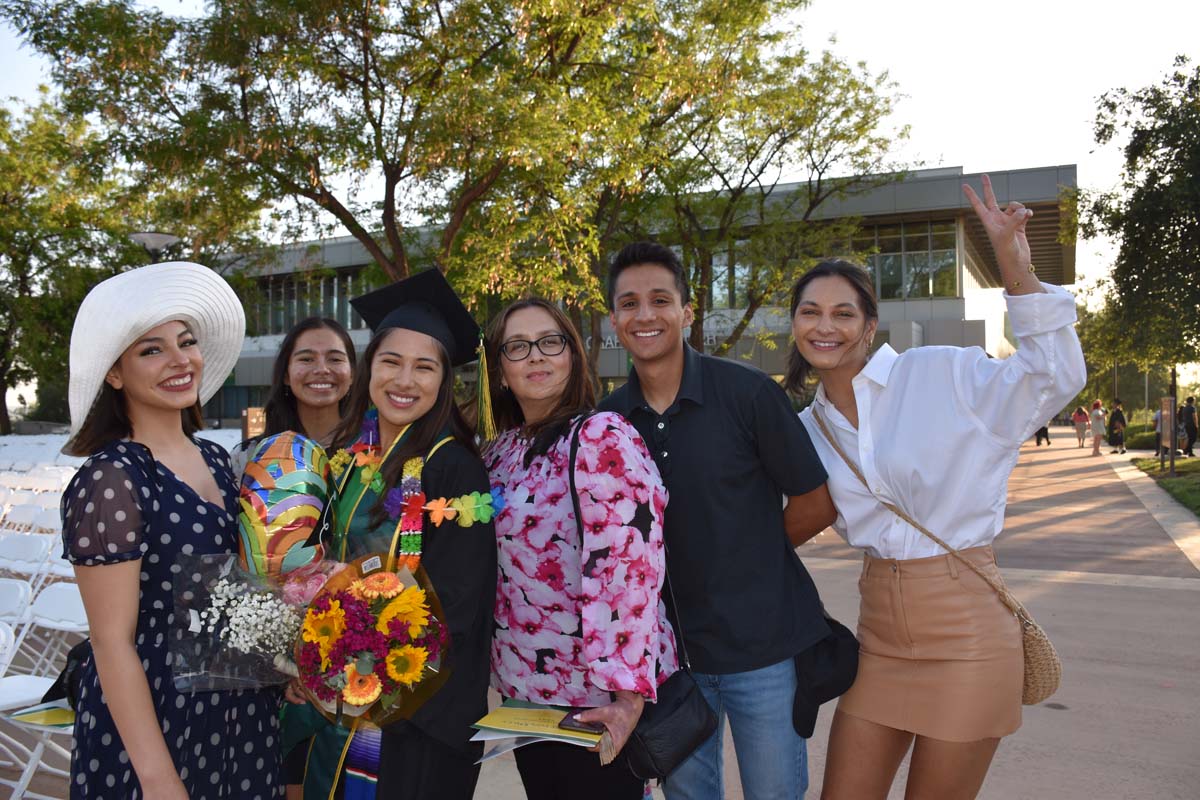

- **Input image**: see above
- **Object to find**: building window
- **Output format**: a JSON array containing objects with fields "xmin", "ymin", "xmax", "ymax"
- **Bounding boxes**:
[{"xmin": 854, "ymin": 220, "xmax": 958, "ymax": 301}]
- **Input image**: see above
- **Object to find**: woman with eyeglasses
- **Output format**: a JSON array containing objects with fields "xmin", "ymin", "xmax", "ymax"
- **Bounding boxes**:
[{"xmin": 482, "ymin": 298, "xmax": 678, "ymax": 800}]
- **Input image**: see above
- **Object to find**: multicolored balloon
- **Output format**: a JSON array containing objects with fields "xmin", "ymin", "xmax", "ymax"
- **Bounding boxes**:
[{"xmin": 238, "ymin": 432, "xmax": 330, "ymax": 578}]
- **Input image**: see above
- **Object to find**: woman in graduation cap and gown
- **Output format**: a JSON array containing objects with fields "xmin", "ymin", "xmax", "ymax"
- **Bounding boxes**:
[{"xmin": 282, "ymin": 269, "xmax": 498, "ymax": 800}]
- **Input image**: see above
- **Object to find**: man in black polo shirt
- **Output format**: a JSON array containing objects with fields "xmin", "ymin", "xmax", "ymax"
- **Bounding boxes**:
[{"xmin": 600, "ymin": 242, "xmax": 837, "ymax": 799}]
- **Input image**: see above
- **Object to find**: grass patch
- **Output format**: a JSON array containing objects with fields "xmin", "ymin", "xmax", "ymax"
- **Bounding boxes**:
[{"xmin": 1132, "ymin": 456, "xmax": 1200, "ymax": 517}]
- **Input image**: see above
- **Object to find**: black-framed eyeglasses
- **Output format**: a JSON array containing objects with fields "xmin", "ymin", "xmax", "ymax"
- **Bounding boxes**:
[{"xmin": 499, "ymin": 333, "xmax": 569, "ymax": 362}]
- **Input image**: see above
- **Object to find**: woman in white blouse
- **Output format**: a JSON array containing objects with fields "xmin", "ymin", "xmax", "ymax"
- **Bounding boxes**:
[{"xmin": 788, "ymin": 175, "xmax": 1086, "ymax": 800}]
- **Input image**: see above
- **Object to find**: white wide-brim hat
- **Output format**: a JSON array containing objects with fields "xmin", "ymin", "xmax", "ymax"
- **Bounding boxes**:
[{"xmin": 68, "ymin": 261, "xmax": 246, "ymax": 433}]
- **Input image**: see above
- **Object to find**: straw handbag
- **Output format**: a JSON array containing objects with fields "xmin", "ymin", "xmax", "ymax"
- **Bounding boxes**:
[{"xmin": 812, "ymin": 410, "xmax": 1061, "ymax": 705}]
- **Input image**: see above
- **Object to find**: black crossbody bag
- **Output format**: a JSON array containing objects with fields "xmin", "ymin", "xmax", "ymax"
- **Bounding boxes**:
[{"xmin": 566, "ymin": 414, "xmax": 717, "ymax": 781}]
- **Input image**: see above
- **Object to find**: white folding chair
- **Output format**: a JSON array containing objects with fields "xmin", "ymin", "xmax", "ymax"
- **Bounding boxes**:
[
  {"xmin": 0, "ymin": 505, "xmax": 38, "ymax": 534},
  {"xmin": 31, "ymin": 492, "xmax": 59, "ymax": 511},
  {"xmin": 0, "ymin": 536, "xmax": 53, "ymax": 589},
  {"xmin": 0, "ymin": 606, "xmax": 78, "ymax": 799},
  {"xmin": 18, "ymin": 583, "xmax": 87, "ymax": 667},
  {"xmin": 5, "ymin": 489, "xmax": 35, "ymax": 506},
  {"xmin": 53, "ymin": 452, "xmax": 83, "ymax": 468},
  {"xmin": 9, "ymin": 461, "xmax": 33, "ymax": 474},
  {"xmin": 0, "ymin": 579, "xmax": 33, "ymax": 626},
  {"xmin": 29, "ymin": 510, "xmax": 61, "ymax": 537}
]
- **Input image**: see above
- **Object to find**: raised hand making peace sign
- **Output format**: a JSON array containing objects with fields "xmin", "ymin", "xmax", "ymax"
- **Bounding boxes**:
[{"xmin": 962, "ymin": 173, "xmax": 1044, "ymax": 295}]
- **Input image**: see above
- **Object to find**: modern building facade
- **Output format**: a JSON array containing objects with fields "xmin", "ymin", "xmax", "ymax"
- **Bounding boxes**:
[{"xmin": 204, "ymin": 164, "xmax": 1077, "ymax": 423}]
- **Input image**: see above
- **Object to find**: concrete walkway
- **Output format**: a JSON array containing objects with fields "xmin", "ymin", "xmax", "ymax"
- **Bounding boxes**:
[{"xmin": 7, "ymin": 428, "xmax": 1200, "ymax": 798}]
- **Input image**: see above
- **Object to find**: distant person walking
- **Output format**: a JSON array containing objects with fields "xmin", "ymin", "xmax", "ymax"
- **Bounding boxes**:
[
  {"xmin": 1071, "ymin": 406, "xmax": 1089, "ymax": 448},
  {"xmin": 1180, "ymin": 397, "xmax": 1197, "ymax": 457},
  {"xmin": 1034, "ymin": 424, "xmax": 1051, "ymax": 446},
  {"xmin": 1089, "ymin": 400, "xmax": 1107, "ymax": 457},
  {"xmin": 1109, "ymin": 400, "xmax": 1127, "ymax": 455}
]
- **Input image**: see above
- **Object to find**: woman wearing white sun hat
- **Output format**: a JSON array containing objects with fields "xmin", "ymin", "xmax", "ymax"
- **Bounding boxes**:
[{"xmin": 60, "ymin": 262, "xmax": 283, "ymax": 799}]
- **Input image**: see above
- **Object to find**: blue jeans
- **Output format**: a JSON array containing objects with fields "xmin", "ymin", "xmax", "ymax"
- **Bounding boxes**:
[{"xmin": 662, "ymin": 656, "xmax": 807, "ymax": 800}]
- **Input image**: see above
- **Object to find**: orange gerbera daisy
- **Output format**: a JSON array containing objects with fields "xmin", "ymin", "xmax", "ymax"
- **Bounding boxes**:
[
  {"xmin": 350, "ymin": 571, "xmax": 403, "ymax": 600},
  {"xmin": 342, "ymin": 664, "xmax": 382, "ymax": 706}
]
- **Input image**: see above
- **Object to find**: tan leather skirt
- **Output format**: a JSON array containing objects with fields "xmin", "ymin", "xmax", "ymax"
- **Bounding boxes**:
[{"xmin": 837, "ymin": 545, "xmax": 1023, "ymax": 742}]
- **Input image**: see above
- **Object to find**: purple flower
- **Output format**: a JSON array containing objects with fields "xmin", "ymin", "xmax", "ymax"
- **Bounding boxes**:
[{"xmin": 383, "ymin": 489, "xmax": 406, "ymax": 519}]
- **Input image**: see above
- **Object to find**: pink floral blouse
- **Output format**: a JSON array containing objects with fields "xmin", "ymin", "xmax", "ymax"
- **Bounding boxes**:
[{"xmin": 485, "ymin": 412, "xmax": 678, "ymax": 707}]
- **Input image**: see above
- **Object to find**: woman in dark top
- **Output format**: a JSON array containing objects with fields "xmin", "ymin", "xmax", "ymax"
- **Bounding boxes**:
[
  {"xmin": 229, "ymin": 317, "xmax": 356, "ymax": 476},
  {"xmin": 61, "ymin": 261, "xmax": 281, "ymax": 799},
  {"xmin": 283, "ymin": 269, "xmax": 497, "ymax": 800}
]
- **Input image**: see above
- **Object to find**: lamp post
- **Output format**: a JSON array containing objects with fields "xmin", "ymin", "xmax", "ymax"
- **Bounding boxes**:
[{"xmin": 129, "ymin": 231, "xmax": 182, "ymax": 263}]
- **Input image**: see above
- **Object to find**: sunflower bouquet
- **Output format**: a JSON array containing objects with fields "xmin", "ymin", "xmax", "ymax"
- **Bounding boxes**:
[{"xmin": 296, "ymin": 553, "xmax": 451, "ymax": 725}]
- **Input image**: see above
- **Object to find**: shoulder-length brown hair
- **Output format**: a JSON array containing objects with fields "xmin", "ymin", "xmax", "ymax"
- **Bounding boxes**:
[
  {"xmin": 65, "ymin": 383, "xmax": 204, "ymax": 457},
  {"xmin": 484, "ymin": 298, "xmax": 596, "ymax": 462},
  {"xmin": 329, "ymin": 326, "xmax": 478, "ymax": 528},
  {"xmin": 784, "ymin": 259, "xmax": 879, "ymax": 397}
]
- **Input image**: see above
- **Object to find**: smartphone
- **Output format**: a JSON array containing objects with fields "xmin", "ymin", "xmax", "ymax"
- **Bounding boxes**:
[{"xmin": 558, "ymin": 708, "xmax": 606, "ymax": 735}]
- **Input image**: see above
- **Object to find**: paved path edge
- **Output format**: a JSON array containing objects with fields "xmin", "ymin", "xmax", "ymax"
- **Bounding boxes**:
[{"xmin": 1105, "ymin": 453, "xmax": 1200, "ymax": 573}]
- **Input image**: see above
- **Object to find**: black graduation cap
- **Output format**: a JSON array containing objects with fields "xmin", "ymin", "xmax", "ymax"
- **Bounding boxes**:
[{"xmin": 350, "ymin": 269, "xmax": 481, "ymax": 367}]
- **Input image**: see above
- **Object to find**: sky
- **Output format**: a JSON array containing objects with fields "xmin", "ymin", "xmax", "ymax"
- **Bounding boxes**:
[
  {"xmin": 4, "ymin": 0, "xmax": 1197, "ymax": 293},
  {"xmin": 798, "ymin": 0, "xmax": 1200, "ymax": 292}
]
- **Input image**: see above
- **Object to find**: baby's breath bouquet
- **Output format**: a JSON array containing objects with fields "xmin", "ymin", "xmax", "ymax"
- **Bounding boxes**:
[{"xmin": 171, "ymin": 554, "xmax": 343, "ymax": 691}]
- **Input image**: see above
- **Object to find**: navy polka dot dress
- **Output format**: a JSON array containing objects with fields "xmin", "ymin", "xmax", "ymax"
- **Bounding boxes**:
[{"xmin": 61, "ymin": 438, "xmax": 283, "ymax": 799}]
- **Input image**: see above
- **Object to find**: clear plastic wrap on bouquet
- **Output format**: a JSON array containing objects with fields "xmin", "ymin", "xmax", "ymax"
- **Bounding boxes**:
[
  {"xmin": 295, "ymin": 553, "xmax": 452, "ymax": 727},
  {"xmin": 171, "ymin": 554, "xmax": 346, "ymax": 692}
]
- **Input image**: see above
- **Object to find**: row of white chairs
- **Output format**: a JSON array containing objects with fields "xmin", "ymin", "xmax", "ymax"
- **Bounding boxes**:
[
  {"xmin": 0, "ymin": 506, "xmax": 84, "ymax": 789},
  {"xmin": 0, "ymin": 506, "xmax": 62, "ymax": 536},
  {"xmin": 1, "ymin": 502, "xmax": 62, "ymax": 531},
  {"xmin": 0, "ymin": 561, "xmax": 86, "ymax": 799},
  {"xmin": 0, "ymin": 452, "xmax": 83, "ymax": 473},
  {"xmin": 0, "ymin": 471, "xmax": 71, "ymax": 494}
]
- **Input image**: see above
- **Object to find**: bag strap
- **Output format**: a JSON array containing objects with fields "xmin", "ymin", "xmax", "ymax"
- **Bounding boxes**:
[
  {"xmin": 810, "ymin": 407, "xmax": 1032, "ymax": 626},
  {"xmin": 567, "ymin": 413, "xmax": 696, "ymax": 673}
]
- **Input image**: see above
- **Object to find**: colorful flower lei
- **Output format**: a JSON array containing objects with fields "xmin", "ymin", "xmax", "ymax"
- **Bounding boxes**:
[{"xmin": 326, "ymin": 408, "xmax": 507, "ymax": 570}]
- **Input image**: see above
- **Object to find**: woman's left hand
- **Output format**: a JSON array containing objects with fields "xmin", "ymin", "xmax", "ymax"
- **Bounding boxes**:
[
  {"xmin": 963, "ymin": 173, "xmax": 1034, "ymax": 275},
  {"xmin": 576, "ymin": 690, "xmax": 645, "ymax": 757}
]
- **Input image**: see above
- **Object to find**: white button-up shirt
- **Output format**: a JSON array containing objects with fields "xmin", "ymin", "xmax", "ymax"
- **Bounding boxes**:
[{"xmin": 799, "ymin": 283, "xmax": 1087, "ymax": 560}]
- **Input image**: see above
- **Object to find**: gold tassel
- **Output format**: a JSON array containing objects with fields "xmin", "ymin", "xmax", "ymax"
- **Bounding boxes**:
[{"xmin": 475, "ymin": 334, "xmax": 498, "ymax": 441}]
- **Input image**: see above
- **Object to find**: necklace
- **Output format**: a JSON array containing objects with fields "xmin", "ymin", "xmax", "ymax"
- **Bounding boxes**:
[{"xmin": 328, "ymin": 408, "xmax": 506, "ymax": 570}]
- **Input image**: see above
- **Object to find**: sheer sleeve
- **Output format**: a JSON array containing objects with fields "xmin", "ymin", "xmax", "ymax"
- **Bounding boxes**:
[
  {"xmin": 574, "ymin": 412, "xmax": 670, "ymax": 700},
  {"xmin": 61, "ymin": 451, "xmax": 149, "ymax": 566}
]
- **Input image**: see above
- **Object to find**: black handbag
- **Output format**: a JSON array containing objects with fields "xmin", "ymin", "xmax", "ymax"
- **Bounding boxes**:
[
  {"xmin": 41, "ymin": 638, "xmax": 92, "ymax": 710},
  {"xmin": 567, "ymin": 414, "xmax": 717, "ymax": 780}
]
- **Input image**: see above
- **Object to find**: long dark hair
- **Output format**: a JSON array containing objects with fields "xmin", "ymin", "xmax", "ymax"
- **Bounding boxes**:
[
  {"xmin": 330, "ymin": 327, "xmax": 478, "ymax": 528},
  {"xmin": 65, "ymin": 382, "xmax": 203, "ymax": 457},
  {"xmin": 484, "ymin": 298, "xmax": 596, "ymax": 464},
  {"xmin": 784, "ymin": 259, "xmax": 879, "ymax": 397},
  {"xmin": 263, "ymin": 317, "xmax": 357, "ymax": 437}
]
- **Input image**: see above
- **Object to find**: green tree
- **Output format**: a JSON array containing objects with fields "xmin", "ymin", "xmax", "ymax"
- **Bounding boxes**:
[
  {"xmin": 4, "ymin": 0, "xmax": 902, "ymax": 352},
  {"xmin": 0, "ymin": 96, "xmax": 131, "ymax": 433},
  {"xmin": 637, "ymin": 50, "xmax": 903, "ymax": 354},
  {"xmin": 2, "ymin": 0, "xmax": 675, "ymax": 288},
  {"xmin": 1085, "ymin": 55, "xmax": 1200, "ymax": 366},
  {"xmin": 0, "ymin": 95, "xmax": 267, "ymax": 431}
]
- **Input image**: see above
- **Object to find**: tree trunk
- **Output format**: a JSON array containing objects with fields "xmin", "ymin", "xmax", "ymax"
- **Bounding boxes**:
[
  {"xmin": 688, "ymin": 250, "xmax": 712, "ymax": 351},
  {"xmin": 0, "ymin": 374, "xmax": 11, "ymax": 435}
]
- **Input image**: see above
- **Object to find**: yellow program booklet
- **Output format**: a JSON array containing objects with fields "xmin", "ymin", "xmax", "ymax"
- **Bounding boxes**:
[{"xmin": 471, "ymin": 698, "xmax": 611, "ymax": 764}]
